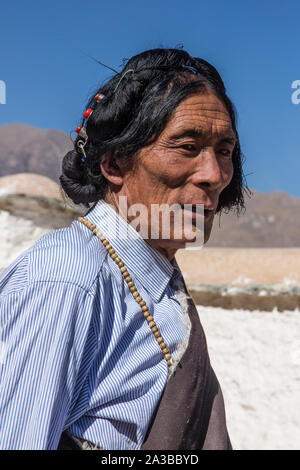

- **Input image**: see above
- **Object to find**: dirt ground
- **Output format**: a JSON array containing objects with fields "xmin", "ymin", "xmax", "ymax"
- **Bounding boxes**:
[{"xmin": 175, "ymin": 247, "xmax": 300, "ymax": 286}]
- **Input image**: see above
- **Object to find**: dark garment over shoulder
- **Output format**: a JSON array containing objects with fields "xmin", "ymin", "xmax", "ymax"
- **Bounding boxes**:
[
  {"xmin": 141, "ymin": 287, "xmax": 232, "ymax": 450},
  {"xmin": 59, "ymin": 283, "xmax": 231, "ymax": 451}
]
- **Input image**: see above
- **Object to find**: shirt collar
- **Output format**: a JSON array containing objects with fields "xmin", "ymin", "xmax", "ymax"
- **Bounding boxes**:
[{"xmin": 85, "ymin": 200, "xmax": 175, "ymax": 302}]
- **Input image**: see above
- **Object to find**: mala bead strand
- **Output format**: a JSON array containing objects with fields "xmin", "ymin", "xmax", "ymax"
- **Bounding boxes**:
[{"xmin": 78, "ymin": 217, "xmax": 172, "ymax": 368}]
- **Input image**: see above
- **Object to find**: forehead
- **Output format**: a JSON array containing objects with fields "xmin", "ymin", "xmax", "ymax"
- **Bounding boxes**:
[{"xmin": 163, "ymin": 91, "xmax": 235, "ymax": 139}]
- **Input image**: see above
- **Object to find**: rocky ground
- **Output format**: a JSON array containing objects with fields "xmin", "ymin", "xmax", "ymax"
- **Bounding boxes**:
[
  {"xmin": 176, "ymin": 247, "xmax": 300, "ymax": 285},
  {"xmin": 176, "ymin": 247, "xmax": 300, "ymax": 311}
]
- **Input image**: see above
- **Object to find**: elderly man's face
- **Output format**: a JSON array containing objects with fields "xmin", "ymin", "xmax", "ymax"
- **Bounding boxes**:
[{"xmin": 118, "ymin": 89, "xmax": 235, "ymax": 257}]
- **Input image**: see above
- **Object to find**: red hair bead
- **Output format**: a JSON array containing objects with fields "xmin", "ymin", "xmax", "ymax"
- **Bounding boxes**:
[
  {"xmin": 83, "ymin": 108, "xmax": 93, "ymax": 119},
  {"xmin": 94, "ymin": 93, "xmax": 104, "ymax": 102},
  {"xmin": 75, "ymin": 126, "xmax": 83, "ymax": 134}
]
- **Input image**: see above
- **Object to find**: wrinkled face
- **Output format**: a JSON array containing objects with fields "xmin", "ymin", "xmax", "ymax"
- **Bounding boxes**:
[{"xmin": 119, "ymin": 89, "xmax": 236, "ymax": 255}]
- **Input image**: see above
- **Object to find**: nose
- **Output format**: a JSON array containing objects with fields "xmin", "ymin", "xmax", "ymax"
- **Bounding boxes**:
[{"xmin": 191, "ymin": 147, "xmax": 224, "ymax": 190}]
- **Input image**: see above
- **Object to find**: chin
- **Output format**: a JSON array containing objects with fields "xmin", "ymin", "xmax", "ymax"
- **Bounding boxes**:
[
  {"xmin": 203, "ymin": 227, "xmax": 213, "ymax": 244},
  {"xmin": 166, "ymin": 234, "xmax": 205, "ymax": 250}
]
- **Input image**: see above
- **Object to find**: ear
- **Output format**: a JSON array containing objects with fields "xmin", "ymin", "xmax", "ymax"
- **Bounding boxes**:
[{"xmin": 100, "ymin": 151, "xmax": 124, "ymax": 186}]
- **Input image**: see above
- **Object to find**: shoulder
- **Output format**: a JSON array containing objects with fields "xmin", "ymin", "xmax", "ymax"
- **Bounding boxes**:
[
  {"xmin": 0, "ymin": 220, "xmax": 110, "ymax": 296},
  {"xmin": 29, "ymin": 219, "xmax": 109, "ymax": 288}
]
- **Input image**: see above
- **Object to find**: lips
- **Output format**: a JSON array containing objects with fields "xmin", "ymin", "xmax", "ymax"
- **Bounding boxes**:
[
  {"xmin": 180, "ymin": 203, "xmax": 215, "ymax": 214},
  {"xmin": 179, "ymin": 204, "xmax": 215, "ymax": 222}
]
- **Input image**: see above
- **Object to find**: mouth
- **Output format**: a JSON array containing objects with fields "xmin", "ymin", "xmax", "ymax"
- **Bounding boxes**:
[{"xmin": 180, "ymin": 204, "xmax": 215, "ymax": 219}]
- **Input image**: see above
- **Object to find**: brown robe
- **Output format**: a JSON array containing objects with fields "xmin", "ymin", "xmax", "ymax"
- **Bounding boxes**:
[{"xmin": 141, "ymin": 288, "xmax": 231, "ymax": 450}]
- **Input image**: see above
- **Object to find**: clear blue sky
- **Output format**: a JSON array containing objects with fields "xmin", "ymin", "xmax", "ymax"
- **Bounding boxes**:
[{"xmin": 0, "ymin": 0, "xmax": 299, "ymax": 196}]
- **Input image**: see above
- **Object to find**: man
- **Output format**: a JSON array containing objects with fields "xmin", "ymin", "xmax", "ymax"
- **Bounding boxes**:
[{"xmin": 0, "ymin": 48, "xmax": 245, "ymax": 450}]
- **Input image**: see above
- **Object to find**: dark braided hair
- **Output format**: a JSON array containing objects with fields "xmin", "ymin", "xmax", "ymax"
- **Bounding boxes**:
[{"xmin": 60, "ymin": 48, "xmax": 247, "ymax": 213}]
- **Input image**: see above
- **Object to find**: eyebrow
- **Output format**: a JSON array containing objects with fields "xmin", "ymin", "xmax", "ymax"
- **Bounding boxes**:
[{"xmin": 169, "ymin": 128, "xmax": 236, "ymax": 146}]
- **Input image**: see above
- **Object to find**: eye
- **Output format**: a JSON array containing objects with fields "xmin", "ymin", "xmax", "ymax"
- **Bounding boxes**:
[
  {"xmin": 180, "ymin": 144, "xmax": 196, "ymax": 151},
  {"xmin": 218, "ymin": 148, "xmax": 232, "ymax": 158}
]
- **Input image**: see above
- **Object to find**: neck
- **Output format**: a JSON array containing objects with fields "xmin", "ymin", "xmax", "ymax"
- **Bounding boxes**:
[
  {"xmin": 104, "ymin": 192, "xmax": 177, "ymax": 262},
  {"xmin": 145, "ymin": 240, "xmax": 177, "ymax": 262}
]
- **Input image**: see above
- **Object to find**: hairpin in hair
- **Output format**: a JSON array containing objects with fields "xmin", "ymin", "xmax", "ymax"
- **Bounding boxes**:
[
  {"xmin": 114, "ymin": 69, "xmax": 134, "ymax": 92},
  {"xmin": 75, "ymin": 92, "xmax": 105, "ymax": 162},
  {"xmin": 85, "ymin": 54, "xmax": 119, "ymax": 74},
  {"xmin": 182, "ymin": 65, "xmax": 200, "ymax": 75},
  {"xmin": 76, "ymin": 127, "xmax": 88, "ymax": 163}
]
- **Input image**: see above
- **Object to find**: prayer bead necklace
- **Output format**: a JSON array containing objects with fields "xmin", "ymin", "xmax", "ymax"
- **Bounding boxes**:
[{"xmin": 78, "ymin": 217, "xmax": 172, "ymax": 368}]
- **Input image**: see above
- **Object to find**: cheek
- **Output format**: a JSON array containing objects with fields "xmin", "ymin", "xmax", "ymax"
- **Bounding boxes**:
[
  {"xmin": 142, "ymin": 155, "xmax": 188, "ymax": 189},
  {"xmin": 222, "ymin": 160, "xmax": 234, "ymax": 188},
  {"xmin": 156, "ymin": 169, "xmax": 187, "ymax": 189}
]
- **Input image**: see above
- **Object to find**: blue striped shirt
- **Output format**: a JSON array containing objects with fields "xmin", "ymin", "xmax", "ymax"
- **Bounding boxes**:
[{"xmin": 0, "ymin": 200, "xmax": 190, "ymax": 450}]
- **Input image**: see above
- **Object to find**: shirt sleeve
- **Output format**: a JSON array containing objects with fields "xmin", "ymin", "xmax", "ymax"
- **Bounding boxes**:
[{"xmin": 0, "ymin": 280, "xmax": 97, "ymax": 450}]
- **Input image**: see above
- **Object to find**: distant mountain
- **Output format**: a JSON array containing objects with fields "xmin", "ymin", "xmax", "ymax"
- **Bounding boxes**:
[
  {"xmin": 0, "ymin": 124, "xmax": 299, "ymax": 247},
  {"xmin": 0, "ymin": 123, "xmax": 73, "ymax": 183},
  {"xmin": 207, "ymin": 190, "xmax": 300, "ymax": 247}
]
